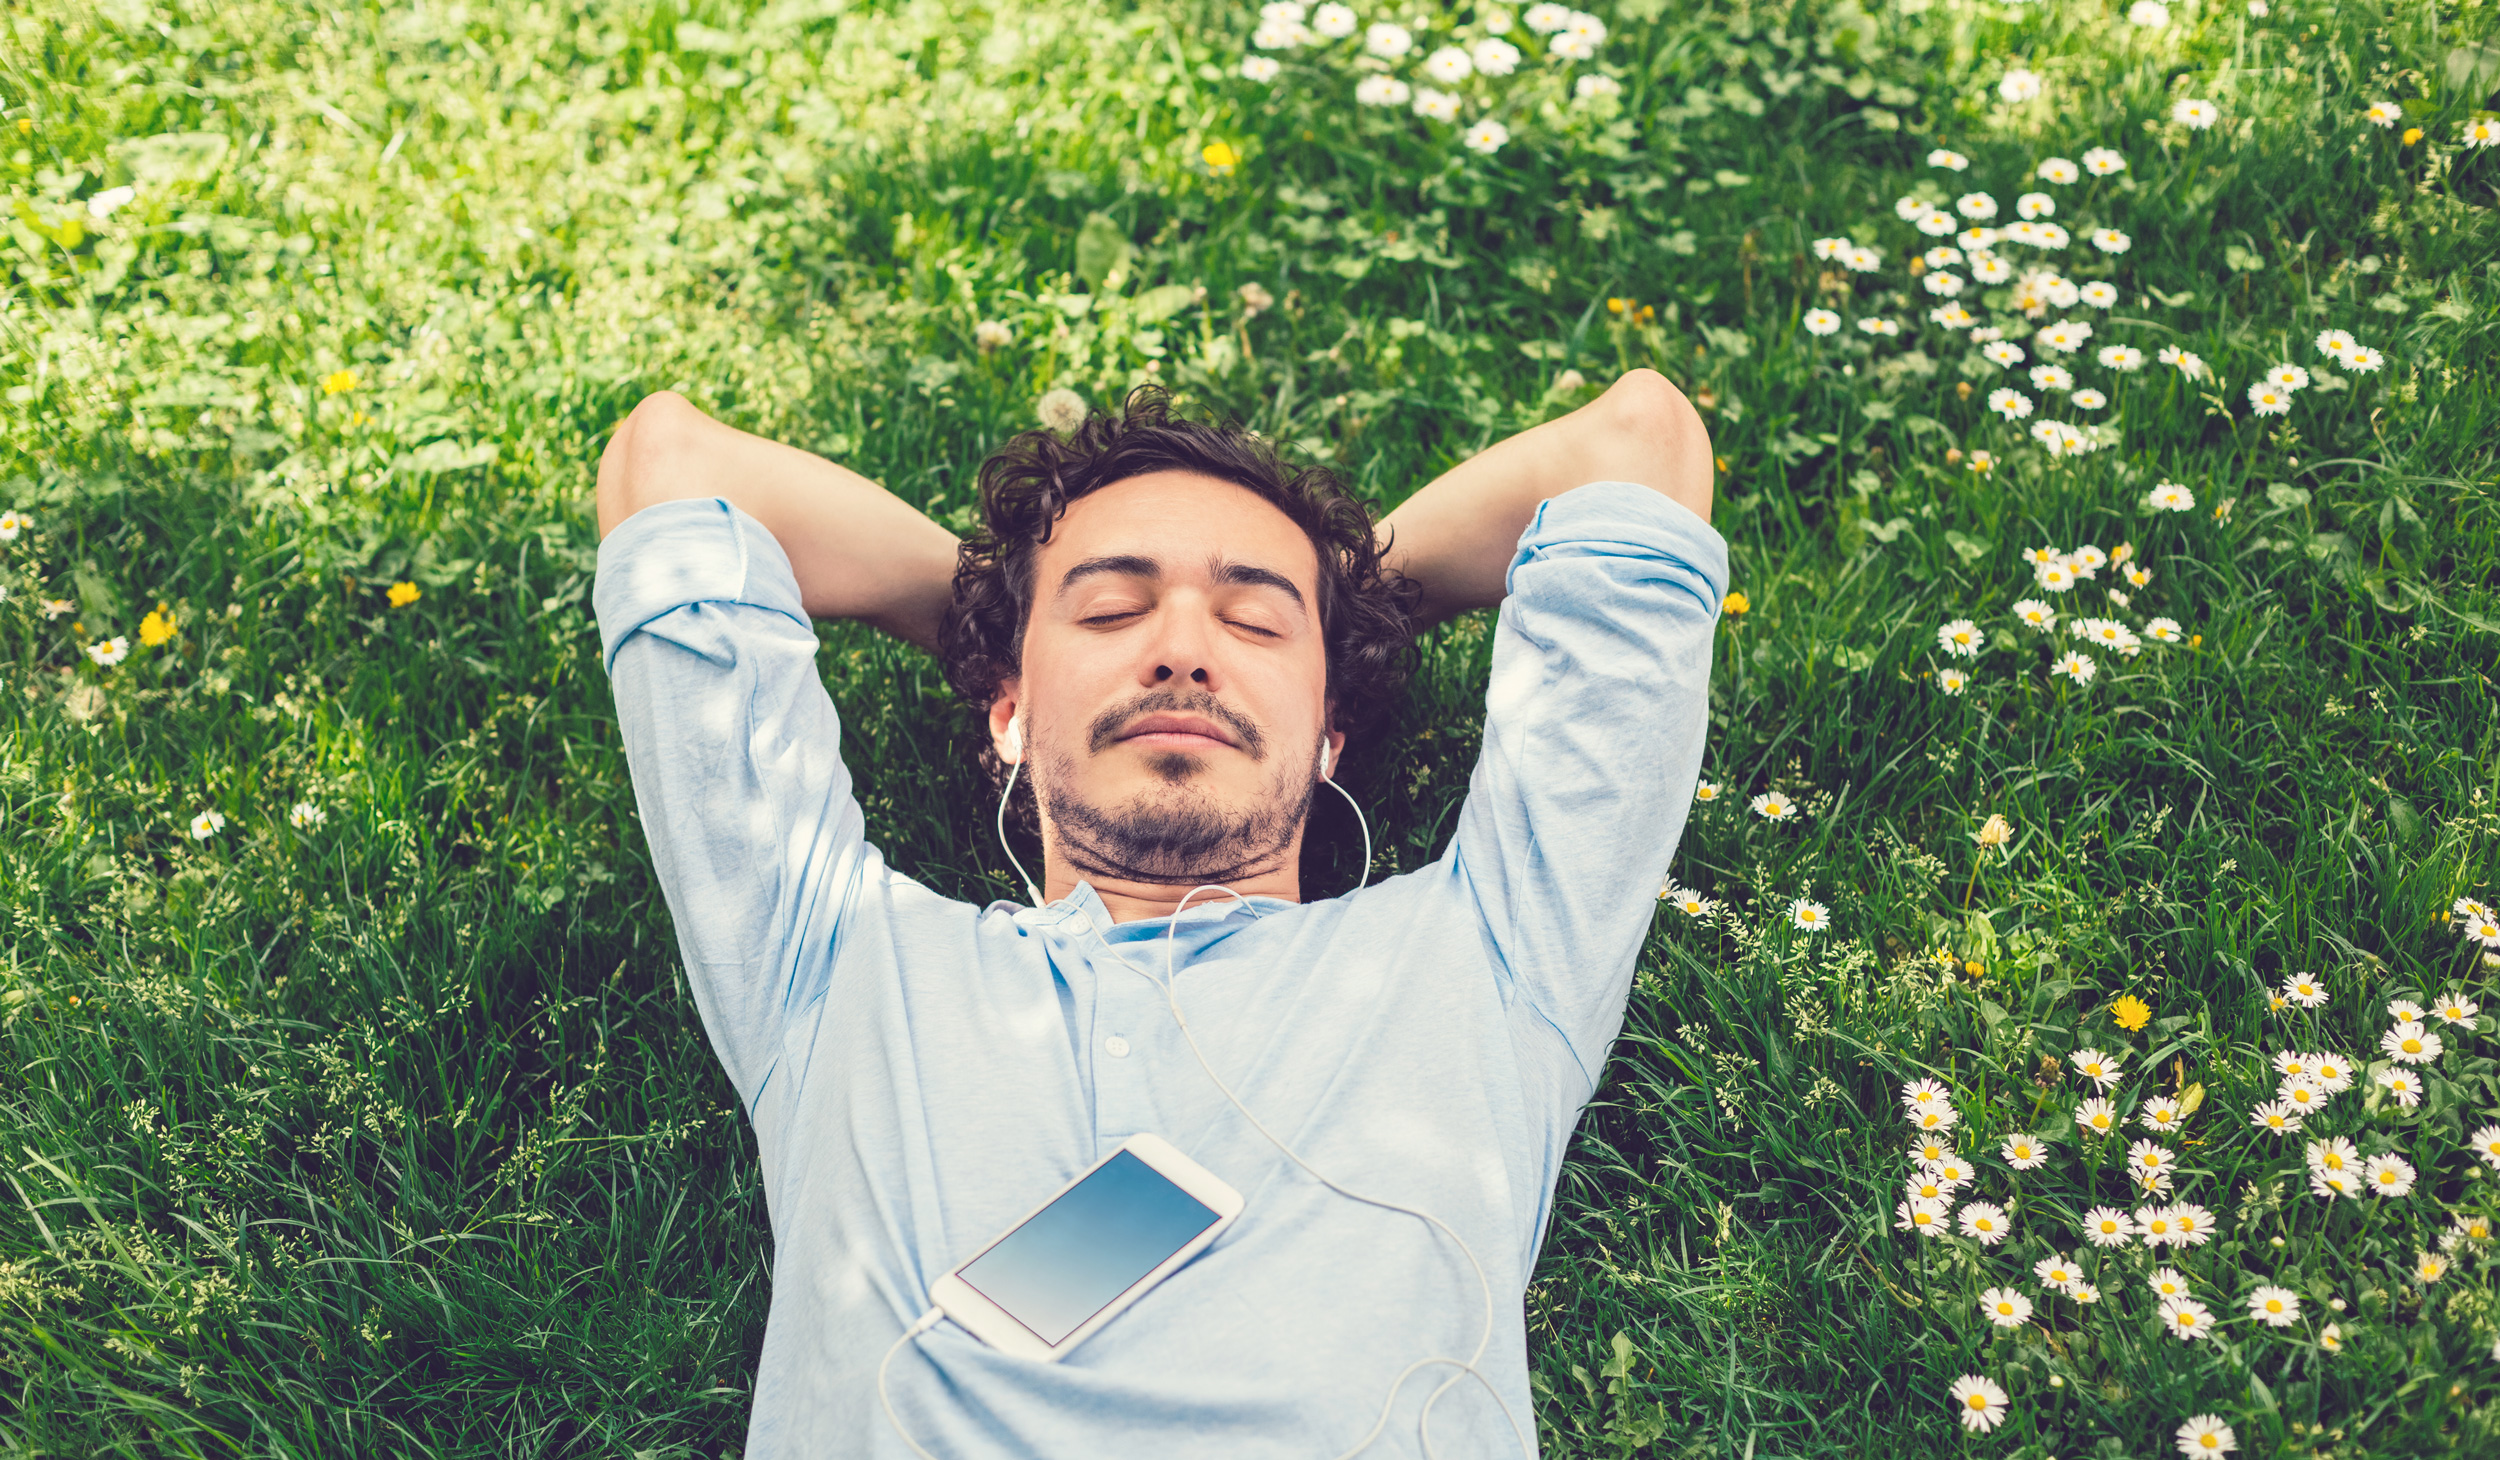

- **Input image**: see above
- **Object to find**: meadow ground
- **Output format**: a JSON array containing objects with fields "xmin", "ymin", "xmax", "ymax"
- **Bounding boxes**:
[{"xmin": 3, "ymin": 0, "xmax": 2499, "ymax": 1455}]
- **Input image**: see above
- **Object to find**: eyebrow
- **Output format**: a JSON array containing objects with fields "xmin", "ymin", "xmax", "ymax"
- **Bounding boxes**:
[{"xmin": 1052, "ymin": 552, "xmax": 1308, "ymax": 617}]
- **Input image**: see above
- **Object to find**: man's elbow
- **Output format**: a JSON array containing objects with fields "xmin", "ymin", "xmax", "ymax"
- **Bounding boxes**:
[
  {"xmin": 1591, "ymin": 368, "xmax": 1714, "ymax": 525},
  {"xmin": 595, "ymin": 389, "xmax": 706, "ymax": 540}
]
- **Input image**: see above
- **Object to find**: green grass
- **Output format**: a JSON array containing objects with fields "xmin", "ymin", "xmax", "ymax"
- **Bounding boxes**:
[{"xmin": 3, "ymin": 0, "xmax": 2499, "ymax": 1454}]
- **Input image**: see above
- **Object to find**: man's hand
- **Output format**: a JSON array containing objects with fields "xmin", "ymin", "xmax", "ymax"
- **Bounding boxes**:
[
  {"xmin": 596, "ymin": 391, "xmax": 962, "ymax": 655},
  {"xmin": 1370, "ymin": 369, "xmax": 1713, "ymax": 635}
]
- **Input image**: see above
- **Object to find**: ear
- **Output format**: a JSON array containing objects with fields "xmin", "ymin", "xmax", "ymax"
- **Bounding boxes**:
[{"xmin": 989, "ymin": 679, "xmax": 1024, "ymax": 764}]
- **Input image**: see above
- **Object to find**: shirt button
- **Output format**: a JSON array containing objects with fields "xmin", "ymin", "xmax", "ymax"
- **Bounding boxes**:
[{"xmin": 1104, "ymin": 1035, "xmax": 1130, "ymax": 1058}]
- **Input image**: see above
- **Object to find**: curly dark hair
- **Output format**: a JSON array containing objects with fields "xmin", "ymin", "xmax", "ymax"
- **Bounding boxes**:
[{"xmin": 939, "ymin": 385, "xmax": 1425, "ymax": 838}]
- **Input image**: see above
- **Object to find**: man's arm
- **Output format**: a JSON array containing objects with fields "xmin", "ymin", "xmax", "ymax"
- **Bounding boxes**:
[
  {"xmin": 595, "ymin": 391, "xmax": 961, "ymax": 655},
  {"xmin": 1371, "ymin": 368, "xmax": 1713, "ymax": 635}
]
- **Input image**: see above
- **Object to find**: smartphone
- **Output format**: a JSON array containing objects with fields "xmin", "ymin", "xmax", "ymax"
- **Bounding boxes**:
[{"xmin": 928, "ymin": 1131, "xmax": 1245, "ymax": 1362}]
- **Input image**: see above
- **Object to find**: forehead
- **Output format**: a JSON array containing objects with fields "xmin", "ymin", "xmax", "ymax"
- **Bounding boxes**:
[{"xmin": 1035, "ymin": 470, "xmax": 1320, "ymax": 598}]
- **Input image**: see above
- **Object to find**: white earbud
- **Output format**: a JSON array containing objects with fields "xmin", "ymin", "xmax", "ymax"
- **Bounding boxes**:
[
  {"xmin": 1004, "ymin": 711, "xmax": 1024, "ymax": 763},
  {"xmin": 1318, "ymin": 737, "xmax": 1333, "ymax": 779}
]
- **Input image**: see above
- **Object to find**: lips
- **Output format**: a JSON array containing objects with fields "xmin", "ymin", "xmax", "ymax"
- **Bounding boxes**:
[{"xmin": 1118, "ymin": 713, "xmax": 1236, "ymax": 748}]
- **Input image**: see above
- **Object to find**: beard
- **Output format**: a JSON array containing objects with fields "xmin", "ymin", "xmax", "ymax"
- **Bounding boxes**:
[{"xmin": 1037, "ymin": 734, "xmax": 1319, "ymax": 888}]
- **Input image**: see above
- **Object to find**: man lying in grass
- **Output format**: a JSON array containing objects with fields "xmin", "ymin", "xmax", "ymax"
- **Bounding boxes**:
[{"xmin": 590, "ymin": 373, "xmax": 1720, "ymax": 1458}]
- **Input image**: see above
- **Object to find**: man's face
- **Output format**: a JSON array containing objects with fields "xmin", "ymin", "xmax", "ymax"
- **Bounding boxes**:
[{"xmin": 991, "ymin": 469, "xmax": 1342, "ymax": 890}]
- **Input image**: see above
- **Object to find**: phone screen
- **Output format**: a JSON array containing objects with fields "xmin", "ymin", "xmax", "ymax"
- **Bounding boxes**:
[{"xmin": 956, "ymin": 1148, "xmax": 1222, "ymax": 1347}]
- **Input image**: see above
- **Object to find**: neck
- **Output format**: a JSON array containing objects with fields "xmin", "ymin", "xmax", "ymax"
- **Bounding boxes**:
[{"xmin": 1045, "ymin": 857, "xmax": 1304, "ymax": 925}]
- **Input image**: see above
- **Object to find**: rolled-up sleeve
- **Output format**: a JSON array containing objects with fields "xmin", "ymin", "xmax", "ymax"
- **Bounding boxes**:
[
  {"xmin": 1447, "ymin": 480, "xmax": 1727, "ymax": 1101},
  {"xmin": 595, "ymin": 497, "xmax": 865, "ymax": 1111}
]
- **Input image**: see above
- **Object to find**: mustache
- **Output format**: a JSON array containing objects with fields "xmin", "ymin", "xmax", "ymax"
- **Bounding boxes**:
[{"xmin": 1085, "ymin": 693, "xmax": 1265, "ymax": 756}]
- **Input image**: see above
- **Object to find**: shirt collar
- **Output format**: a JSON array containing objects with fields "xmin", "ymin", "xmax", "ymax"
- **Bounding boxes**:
[{"xmin": 1058, "ymin": 878, "xmax": 1295, "ymax": 941}]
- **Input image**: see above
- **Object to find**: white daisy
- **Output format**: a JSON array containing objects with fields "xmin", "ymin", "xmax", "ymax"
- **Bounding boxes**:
[
  {"xmin": 2082, "ymin": 1205, "xmax": 2134, "ymax": 1247},
  {"xmin": 2082, "ymin": 147, "xmax": 2127, "ymax": 176},
  {"xmin": 2052, "ymin": 651, "xmax": 2097, "ymax": 684},
  {"xmin": 2248, "ymin": 1100, "xmax": 2302, "ymax": 1135},
  {"xmin": 1955, "ymin": 192, "xmax": 1998, "ymax": 221},
  {"xmin": 2362, "ymin": 100, "xmax": 2401, "ymax": 128},
  {"xmin": 2376, "ymin": 1067, "xmax": 2423, "ymax": 1108},
  {"xmin": 1987, "ymin": 387, "xmax": 2033, "ymax": 419},
  {"xmin": 1751, "ymin": 790, "xmax": 1796, "ymax": 821},
  {"xmin": 1896, "ymin": 1197, "xmax": 1951, "ymax": 1236},
  {"xmin": 2036, "ymin": 157, "xmax": 2080, "ymax": 184},
  {"xmin": 2001, "ymin": 1132, "xmax": 2048, "ymax": 1169},
  {"xmin": 2247, "ymin": 383, "xmax": 2291, "ymax": 416},
  {"xmin": 2172, "ymin": 98, "xmax": 2219, "ymax": 129},
  {"xmin": 1928, "ymin": 148, "xmax": 1971, "ymax": 171},
  {"xmin": 1938, "ymin": 667, "xmax": 1970, "ymax": 696},
  {"xmin": 2144, "ymin": 617, "xmax": 2183, "ymax": 642},
  {"xmin": 189, "ymin": 809, "xmax": 228, "ymax": 840},
  {"xmin": 2079, "ymin": 281, "xmax": 2118, "ymax": 308},
  {"xmin": 1311, "ymin": 3, "xmax": 1357, "ymax": 38},
  {"xmin": 2365, "ymin": 1152, "xmax": 2417, "ymax": 1198},
  {"xmin": 1354, "ymin": 75, "xmax": 1412, "ymax": 107},
  {"xmin": 1240, "ymin": 54, "xmax": 1282, "ymax": 81},
  {"xmin": 1461, "ymin": 118, "xmax": 1509, "ymax": 154},
  {"xmin": 2137, "ymin": 1098, "xmax": 2183, "ymax": 1133},
  {"xmin": 1999, "ymin": 69, "xmax": 2043, "ymax": 104},
  {"xmin": 1363, "ymin": 21, "xmax": 1412, "ymax": 58},
  {"xmin": 2159, "ymin": 1295, "xmax": 2214, "ymax": 1341},
  {"xmin": 1802, "ymin": 308, "xmax": 1841, "ymax": 336},
  {"xmin": 2071, "ymin": 388, "xmax": 2107, "ymax": 410},
  {"xmin": 288, "ymin": 801, "xmax": 327, "ymax": 829},
  {"xmin": 2177, "ymin": 1415, "xmax": 2238, "ymax": 1454},
  {"xmin": 1422, "ymin": 45, "xmax": 1474, "ymax": 83},
  {"xmin": 2035, "ymin": 561, "xmax": 2077, "ymax": 593},
  {"xmin": 1937, "ymin": 620, "xmax": 1985, "ymax": 657},
  {"xmin": 2034, "ymin": 1252, "xmax": 2083, "ymax": 1294},
  {"xmin": 2282, "ymin": 972, "xmax": 2327, "ymax": 1007},
  {"xmin": 2074, "ymin": 1097, "xmax": 2119, "ymax": 1137},
  {"xmin": 1960, "ymin": 1202, "xmax": 2012, "ymax": 1245},
  {"xmin": 1949, "ymin": 1375, "xmax": 2009, "ymax": 1433},
  {"xmin": 1789, "ymin": 898, "xmax": 1830, "ymax": 932},
  {"xmin": 2092, "ymin": 228, "xmax": 2133, "ymax": 254},
  {"xmin": 1978, "ymin": 1284, "xmax": 2031, "ymax": 1325},
  {"xmin": 2247, "ymin": 1286, "xmax": 2301, "ymax": 1327},
  {"xmin": 1470, "ymin": 37, "xmax": 1522, "ymax": 75}
]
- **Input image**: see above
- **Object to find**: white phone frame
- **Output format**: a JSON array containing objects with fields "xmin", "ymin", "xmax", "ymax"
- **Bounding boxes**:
[{"xmin": 928, "ymin": 1131, "xmax": 1244, "ymax": 1363}]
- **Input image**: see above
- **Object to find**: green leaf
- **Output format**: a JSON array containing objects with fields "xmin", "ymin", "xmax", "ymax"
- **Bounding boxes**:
[
  {"xmin": 1131, "ymin": 284, "xmax": 1197, "ymax": 323},
  {"xmin": 1943, "ymin": 530, "xmax": 1989, "ymax": 564},
  {"xmin": 1865, "ymin": 517, "xmax": 1912, "ymax": 543},
  {"xmin": 2264, "ymin": 482, "xmax": 2311, "ymax": 510},
  {"xmin": 1074, "ymin": 212, "xmax": 1133, "ymax": 291}
]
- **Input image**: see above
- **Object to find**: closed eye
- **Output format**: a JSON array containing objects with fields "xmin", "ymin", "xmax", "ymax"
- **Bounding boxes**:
[{"xmin": 1083, "ymin": 611, "xmax": 1278, "ymax": 637}]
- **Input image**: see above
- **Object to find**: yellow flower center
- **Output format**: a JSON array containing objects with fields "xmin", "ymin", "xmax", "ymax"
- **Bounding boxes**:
[
  {"xmin": 2401, "ymin": 1038, "xmax": 2421, "ymax": 1053},
  {"xmin": 1968, "ymin": 1395, "xmax": 1988, "ymax": 1410},
  {"xmin": 2265, "ymin": 1301, "xmax": 2282, "ymax": 1314}
]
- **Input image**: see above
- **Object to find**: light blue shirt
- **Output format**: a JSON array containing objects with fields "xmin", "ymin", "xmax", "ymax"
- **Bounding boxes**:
[{"xmin": 594, "ymin": 481, "xmax": 1726, "ymax": 1459}]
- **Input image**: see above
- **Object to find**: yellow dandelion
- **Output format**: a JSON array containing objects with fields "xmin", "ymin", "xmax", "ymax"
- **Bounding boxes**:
[
  {"xmin": 2110, "ymin": 995, "xmax": 2151, "ymax": 1032},
  {"xmin": 386, "ymin": 581, "xmax": 422, "ymax": 608},
  {"xmin": 322, "ymin": 369, "xmax": 358, "ymax": 395},
  {"xmin": 1201, "ymin": 141, "xmax": 1239, "ymax": 175},
  {"xmin": 1722, "ymin": 591, "xmax": 1750, "ymax": 616},
  {"xmin": 137, "ymin": 605, "xmax": 178, "ymax": 648}
]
